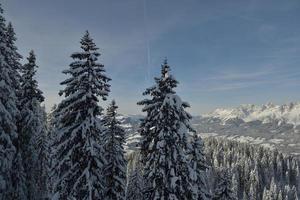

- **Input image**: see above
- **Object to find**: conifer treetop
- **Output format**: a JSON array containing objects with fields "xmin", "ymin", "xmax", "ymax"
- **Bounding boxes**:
[
  {"xmin": 21, "ymin": 50, "xmax": 44, "ymax": 104},
  {"xmin": 161, "ymin": 58, "xmax": 170, "ymax": 78},
  {"xmin": 6, "ymin": 22, "xmax": 22, "ymax": 76},
  {"xmin": 52, "ymin": 31, "xmax": 110, "ymax": 199},
  {"xmin": 6, "ymin": 22, "xmax": 21, "ymax": 55},
  {"xmin": 61, "ymin": 31, "xmax": 111, "ymax": 101}
]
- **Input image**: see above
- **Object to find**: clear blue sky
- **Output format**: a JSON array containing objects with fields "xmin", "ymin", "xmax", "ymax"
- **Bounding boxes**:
[{"xmin": 2, "ymin": 0, "xmax": 300, "ymax": 115}]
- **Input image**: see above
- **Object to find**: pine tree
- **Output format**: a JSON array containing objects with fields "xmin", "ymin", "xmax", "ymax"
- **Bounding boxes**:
[
  {"xmin": 269, "ymin": 177, "xmax": 278, "ymax": 200},
  {"xmin": 287, "ymin": 186, "xmax": 298, "ymax": 200},
  {"xmin": 231, "ymin": 174, "xmax": 238, "ymax": 199},
  {"xmin": 0, "ymin": 4, "xmax": 21, "ymax": 199},
  {"xmin": 19, "ymin": 50, "xmax": 46, "ymax": 200},
  {"xmin": 47, "ymin": 104, "xmax": 58, "ymax": 198},
  {"xmin": 51, "ymin": 31, "xmax": 111, "ymax": 200},
  {"xmin": 138, "ymin": 59, "xmax": 195, "ymax": 200},
  {"xmin": 213, "ymin": 170, "xmax": 237, "ymax": 200},
  {"xmin": 249, "ymin": 167, "xmax": 259, "ymax": 200},
  {"xmin": 5, "ymin": 22, "xmax": 22, "ymax": 91},
  {"xmin": 102, "ymin": 100, "xmax": 127, "ymax": 200},
  {"xmin": 249, "ymin": 182, "xmax": 257, "ymax": 200},
  {"xmin": 189, "ymin": 133, "xmax": 210, "ymax": 200},
  {"xmin": 262, "ymin": 187, "xmax": 271, "ymax": 200},
  {"xmin": 34, "ymin": 105, "xmax": 50, "ymax": 199},
  {"xmin": 126, "ymin": 154, "xmax": 143, "ymax": 200},
  {"xmin": 277, "ymin": 190, "xmax": 283, "ymax": 200},
  {"xmin": 6, "ymin": 19, "xmax": 27, "ymax": 200}
]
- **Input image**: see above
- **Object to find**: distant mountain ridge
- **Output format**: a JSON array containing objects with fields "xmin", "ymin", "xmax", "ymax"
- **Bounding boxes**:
[
  {"xmin": 204, "ymin": 102, "xmax": 300, "ymax": 126},
  {"xmin": 120, "ymin": 102, "xmax": 300, "ymax": 156}
]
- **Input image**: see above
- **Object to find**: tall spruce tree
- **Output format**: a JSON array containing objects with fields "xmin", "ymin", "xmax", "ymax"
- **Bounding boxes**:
[
  {"xmin": 34, "ymin": 105, "xmax": 50, "ymax": 199},
  {"xmin": 138, "ymin": 59, "xmax": 195, "ymax": 200},
  {"xmin": 47, "ymin": 104, "xmax": 58, "ymax": 198},
  {"xmin": 189, "ymin": 134, "xmax": 211, "ymax": 200},
  {"xmin": 0, "ymin": 4, "xmax": 22, "ymax": 199},
  {"xmin": 126, "ymin": 154, "xmax": 143, "ymax": 200},
  {"xmin": 51, "ymin": 31, "xmax": 111, "ymax": 200},
  {"xmin": 213, "ymin": 170, "xmax": 237, "ymax": 200},
  {"xmin": 102, "ymin": 100, "xmax": 127, "ymax": 200},
  {"xmin": 6, "ymin": 22, "xmax": 22, "ymax": 90},
  {"xmin": 6, "ymin": 20, "xmax": 27, "ymax": 200},
  {"xmin": 19, "ymin": 50, "xmax": 46, "ymax": 200}
]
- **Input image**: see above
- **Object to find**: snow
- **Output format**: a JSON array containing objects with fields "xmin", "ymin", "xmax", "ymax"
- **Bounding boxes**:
[
  {"xmin": 269, "ymin": 138, "xmax": 284, "ymax": 144},
  {"xmin": 204, "ymin": 102, "xmax": 300, "ymax": 126}
]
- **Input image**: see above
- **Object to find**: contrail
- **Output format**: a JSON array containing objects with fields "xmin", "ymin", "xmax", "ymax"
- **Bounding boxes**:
[{"xmin": 143, "ymin": 0, "xmax": 151, "ymax": 84}]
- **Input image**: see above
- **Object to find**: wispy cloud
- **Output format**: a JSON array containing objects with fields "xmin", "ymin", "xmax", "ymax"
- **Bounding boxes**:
[{"xmin": 193, "ymin": 65, "xmax": 300, "ymax": 92}]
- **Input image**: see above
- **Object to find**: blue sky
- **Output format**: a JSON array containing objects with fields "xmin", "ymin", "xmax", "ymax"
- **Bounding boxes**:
[{"xmin": 2, "ymin": 0, "xmax": 300, "ymax": 115}]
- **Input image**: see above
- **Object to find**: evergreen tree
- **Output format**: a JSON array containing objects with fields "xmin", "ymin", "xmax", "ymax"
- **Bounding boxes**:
[
  {"xmin": 269, "ymin": 177, "xmax": 278, "ymax": 200},
  {"xmin": 287, "ymin": 186, "xmax": 298, "ymax": 200},
  {"xmin": 189, "ymin": 133, "xmax": 210, "ymax": 200},
  {"xmin": 51, "ymin": 31, "xmax": 110, "ymax": 200},
  {"xmin": 102, "ymin": 100, "xmax": 127, "ymax": 200},
  {"xmin": 126, "ymin": 155, "xmax": 143, "ymax": 200},
  {"xmin": 213, "ymin": 170, "xmax": 237, "ymax": 200},
  {"xmin": 262, "ymin": 187, "xmax": 271, "ymax": 200},
  {"xmin": 138, "ymin": 59, "xmax": 195, "ymax": 200},
  {"xmin": 34, "ymin": 105, "xmax": 50, "ymax": 199},
  {"xmin": 277, "ymin": 190, "xmax": 283, "ymax": 200},
  {"xmin": 0, "ymin": 4, "xmax": 21, "ymax": 199},
  {"xmin": 249, "ymin": 167, "xmax": 259, "ymax": 200},
  {"xmin": 5, "ymin": 22, "xmax": 22, "ymax": 91},
  {"xmin": 249, "ymin": 182, "xmax": 257, "ymax": 200},
  {"xmin": 231, "ymin": 174, "xmax": 238, "ymax": 199},
  {"xmin": 19, "ymin": 50, "xmax": 46, "ymax": 200},
  {"xmin": 6, "ymin": 19, "xmax": 26, "ymax": 200},
  {"xmin": 47, "ymin": 104, "xmax": 58, "ymax": 198}
]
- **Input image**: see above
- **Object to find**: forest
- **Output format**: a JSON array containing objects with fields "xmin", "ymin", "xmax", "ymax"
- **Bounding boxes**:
[{"xmin": 0, "ymin": 3, "xmax": 299, "ymax": 200}]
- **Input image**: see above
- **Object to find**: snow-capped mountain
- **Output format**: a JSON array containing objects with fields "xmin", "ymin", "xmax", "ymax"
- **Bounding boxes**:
[
  {"xmin": 204, "ymin": 102, "xmax": 300, "ymax": 126},
  {"xmin": 117, "ymin": 115, "xmax": 142, "ymax": 153},
  {"xmin": 194, "ymin": 102, "xmax": 300, "ymax": 156},
  {"xmin": 121, "ymin": 102, "xmax": 300, "ymax": 156}
]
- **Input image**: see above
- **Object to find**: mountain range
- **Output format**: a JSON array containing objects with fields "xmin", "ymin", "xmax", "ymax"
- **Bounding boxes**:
[{"xmin": 119, "ymin": 102, "xmax": 300, "ymax": 156}]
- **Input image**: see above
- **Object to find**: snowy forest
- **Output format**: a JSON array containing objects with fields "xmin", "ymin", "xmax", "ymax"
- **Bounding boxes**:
[{"xmin": 0, "ymin": 3, "xmax": 299, "ymax": 200}]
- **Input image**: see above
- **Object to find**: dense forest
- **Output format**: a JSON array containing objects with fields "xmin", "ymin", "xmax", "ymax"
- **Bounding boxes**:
[{"xmin": 126, "ymin": 138, "xmax": 300, "ymax": 200}]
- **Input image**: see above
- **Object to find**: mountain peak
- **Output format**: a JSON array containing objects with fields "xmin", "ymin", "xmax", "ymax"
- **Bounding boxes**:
[{"xmin": 205, "ymin": 102, "xmax": 300, "ymax": 125}]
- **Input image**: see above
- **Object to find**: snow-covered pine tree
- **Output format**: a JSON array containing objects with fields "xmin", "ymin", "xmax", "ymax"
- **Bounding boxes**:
[
  {"xmin": 126, "ymin": 153, "xmax": 143, "ymax": 200},
  {"xmin": 5, "ymin": 22, "xmax": 22, "ymax": 92},
  {"xmin": 213, "ymin": 170, "xmax": 237, "ymax": 200},
  {"xmin": 269, "ymin": 177, "xmax": 278, "ymax": 200},
  {"xmin": 34, "ymin": 105, "xmax": 50, "ymax": 199},
  {"xmin": 5, "ymin": 20, "xmax": 27, "ymax": 200},
  {"xmin": 0, "ymin": 4, "xmax": 22, "ymax": 199},
  {"xmin": 262, "ymin": 187, "xmax": 271, "ymax": 200},
  {"xmin": 277, "ymin": 190, "xmax": 283, "ymax": 200},
  {"xmin": 287, "ymin": 186, "xmax": 298, "ymax": 200},
  {"xmin": 189, "ymin": 133, "xmax": 211, "ymax": 200},
  {"xmin": 19, "ymin": 50, "xmax": 46, "ymax": 200},
  {"xmin": 138, "ymin": 59, "xmax": 195, "ymax": 200},
  {"xmin": 249, "ymin": 167, "xmax": 259, "ymax": 200},
  {"xmin": 249, "ymin": 182, "xmax": 257, "ymax": 200},
  {"xmin": 51, "ymin": 31, "xmax": 111, "ymax": 200},
  {"xmin": 102, "ymin": 100, "xmax": 127, "ymax": 200},
  {"xmin": 47, "ymin": 104, "xmax": 58, "ymax": 198},
  {"xmin": 231, "ymin": 174, "xmax": 238, "ymax": 199}
]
